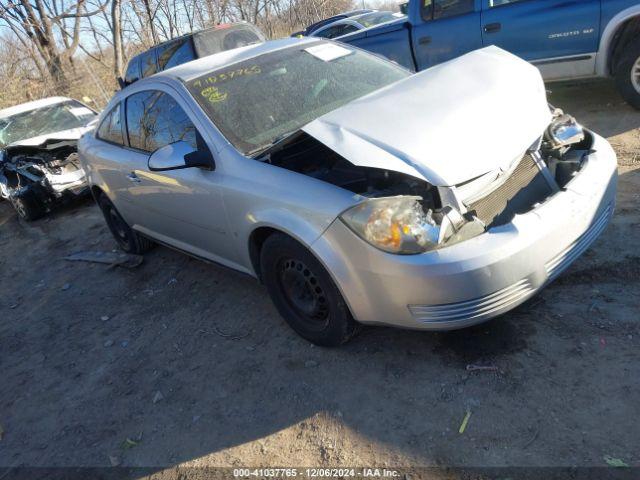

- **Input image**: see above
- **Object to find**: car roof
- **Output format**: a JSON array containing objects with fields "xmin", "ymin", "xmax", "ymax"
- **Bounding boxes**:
[
  {"xmin": 0, "ymin": 96, "xmax": 73, "ymax": 119},
  {"xmin": 151, "ymin": 36, "xmax": 318, "ymax": 83}
]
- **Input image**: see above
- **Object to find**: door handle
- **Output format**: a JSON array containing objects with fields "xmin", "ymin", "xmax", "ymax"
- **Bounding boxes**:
[
  {"xmin": 484, "ymin": 22, "xmax": 501, "ymax": 33},
  {"xmin": 126, "ymin": 172, "xmax": 141, "ymax": 183},
  {"xmin": 418, "ymin": 35, "xmax": 432, "ymax": 45}
]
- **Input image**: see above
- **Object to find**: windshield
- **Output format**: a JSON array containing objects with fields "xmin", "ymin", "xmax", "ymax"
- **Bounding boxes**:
[
  {"xmin": 0, "ymin": 100, "xmax": 96, "ymax": 147},
  {"xmin": 185, "ymin": 42, "xmax": 410, "ymax": 155}
]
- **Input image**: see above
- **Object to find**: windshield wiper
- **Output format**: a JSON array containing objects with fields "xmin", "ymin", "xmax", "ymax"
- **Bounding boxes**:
[{"xmin": 246, "ymin": 130, "xmax": 299, "ymax": 158}]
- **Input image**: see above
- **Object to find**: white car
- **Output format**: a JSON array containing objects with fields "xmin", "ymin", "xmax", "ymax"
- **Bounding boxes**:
[
  {"xmin": 79, "ymin": 40, "xmax": 617, "ymax": 346},
  {"xmin": 0, "ymin": 96, "xmax": 98, "ymax": 220}
]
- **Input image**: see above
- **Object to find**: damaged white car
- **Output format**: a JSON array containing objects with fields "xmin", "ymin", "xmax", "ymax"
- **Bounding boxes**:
[
  {"xmin": 0, "ymin": 97, "xmax": 98, "ymax": 220},
  {"xmin": 79, "ymin": 39, "xmax": 617, "ymax": 346}
]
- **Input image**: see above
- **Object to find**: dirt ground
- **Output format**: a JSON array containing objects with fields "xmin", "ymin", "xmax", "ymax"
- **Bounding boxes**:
[{"xmin": 0, "ymin": 79, "xmax": 639, "ymax": 475}]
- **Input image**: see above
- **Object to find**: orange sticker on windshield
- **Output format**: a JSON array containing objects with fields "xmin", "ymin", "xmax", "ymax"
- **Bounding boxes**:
[{"xmin": 201, "ymin": 86, "xmax": 228, "ymax": 103}]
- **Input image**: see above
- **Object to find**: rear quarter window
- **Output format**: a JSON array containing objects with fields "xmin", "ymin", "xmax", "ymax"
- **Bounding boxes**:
[{"xmin": 96, "ymin": 103, "xmax": 124, "ymax": 145}]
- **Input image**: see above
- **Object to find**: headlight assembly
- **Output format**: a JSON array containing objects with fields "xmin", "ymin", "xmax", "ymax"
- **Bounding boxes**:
[
  {"xmin": 546, "ymin": 112, "xmax": 584, "ymax": 149},
  {"xmin": 339, "ymin": 196, "xmax": 480, "ymax": 255}
]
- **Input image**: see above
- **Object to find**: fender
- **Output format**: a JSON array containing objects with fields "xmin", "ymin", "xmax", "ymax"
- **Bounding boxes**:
[
  {"xmin": 596, "ymin": 5, "xmax": 640, "ymax": 77},
  {"xmin": 246, "ymin": 208, "xmax": 331, "ymax": 258}
]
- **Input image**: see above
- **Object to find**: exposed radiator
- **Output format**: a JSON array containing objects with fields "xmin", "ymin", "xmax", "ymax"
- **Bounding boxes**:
[{"xmin": 468, "ymin": 153, "xmax": 553, "ymax": 227}]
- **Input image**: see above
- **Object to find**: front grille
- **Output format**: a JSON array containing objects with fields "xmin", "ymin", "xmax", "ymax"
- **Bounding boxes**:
[{"xmin": 468, "ymin": 154, "xmax": 553, "ymax": 227}]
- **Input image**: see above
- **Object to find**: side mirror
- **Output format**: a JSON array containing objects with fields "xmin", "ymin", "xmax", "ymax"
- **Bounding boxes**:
[
  {"xmin": 148, "ymin": 140, "xmax": 214, "ymax": 172},
  {"xmin": 117, "ymin": 77, "xmax": 127, "ymax": 90}
]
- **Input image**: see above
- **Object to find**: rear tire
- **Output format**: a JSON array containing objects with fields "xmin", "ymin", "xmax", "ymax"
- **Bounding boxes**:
[
  {"xmin": 614, "ymin": 36, "xmax": 640, "ymax": 110},
  {"xmin": 10, "ymin": 189, "xmax": 46, "ymax": 221},
  {"xmin": 260, "ymin": 233, "xmax": 359, "ymax": 346},
  {"xmin": 97, "ymin": 193, "xmax": 154, "ymax": 254}
]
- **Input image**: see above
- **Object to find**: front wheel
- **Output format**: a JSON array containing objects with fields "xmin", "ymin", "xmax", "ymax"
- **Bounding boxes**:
[
  {"xmin": 614, "ymin": 37, "xmax": 640, "ymax": 110},
  {"xmin": 10, "ymin": 189, "xmax": 46, "ymax": 221},
  {"xmin": 260, "ymin": 233, "xmax": 359, "ymax": 346}
]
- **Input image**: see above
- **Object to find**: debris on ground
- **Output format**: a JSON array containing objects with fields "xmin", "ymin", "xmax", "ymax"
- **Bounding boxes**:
[
  {"xmin": 523, "ymin": 428, "xmax": 539, "ymax": 449},
  {"xmin": 103, "ymin": 340, "xmax": 114, "ymax": 347},
  {"xmin": 61, "ymin": 283, "xmax": 71, "ymax": 291},
  {"xmin": 64, "ymin": 251, "xmax": 144, "ymax": 269},
  {"xmin": 604, "ymin": 455, "xmax": 629, "ymax": 468},
  {"xmin": 201, "ymin": 326, "xmax": 249, "ymax": 340},
  {"xmin": 466, "ymin": 364, "xmax": 498, "ymax": 372},
  {"xmin": 152, "ymin": 391, "xmax": 164, "ymax": 404},
  {"xmin": 101, "ymin": 315, "xmax": 110, "ymax": 322},
  {"xmin": 458, "ymin": 410, "xmax": 472, "ymax": 434},
  {"xmin": 121, "ymin": 437, "xmax": 140, "ymax": 449},
  {"xmin": 109, "ymin": 455, "xmax": 121, "ymax": 466}
]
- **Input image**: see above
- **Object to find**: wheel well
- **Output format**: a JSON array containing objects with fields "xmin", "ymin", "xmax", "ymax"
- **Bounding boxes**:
[
  {"xmin": 609, "ymin": 16, "xmax": 640, "ymax": 75},
  {"xmin": 248, "ymin": 226, "xmax": 281, "ymax": 281}
]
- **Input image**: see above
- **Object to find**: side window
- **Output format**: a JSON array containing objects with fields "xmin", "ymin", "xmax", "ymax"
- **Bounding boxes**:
[
  {"xmin": 317, "ymin": 24, "xmax": 354, "ymax": 39},
  {"xmin": 489, "ymin": 0, "xmax": 523, "ymax": 6},
  {"xmin": 124, "ymin": 57, "xmax": 141, "ymax": 84},
  {"xmin": 433, "ymin": 0, "xmax": 474, "ymax": 19},
  {"xmin": 422, "ymin": 0, "xmax": 475, "ymax": 20},
  {"xmin": 314, "ymin": 26, "xmax": 335, "ymax": 38},
  {"xmin": 140, "ymin": 50, "xmax": 158, "ymax": 78},
  {"xmin": 338, "ymin": 24, "xmax": 359, "ymax": 37},
  {"xmin": 125, "ymin": 90, "xmax": 197, "ymax": 153},
  {"xmin": 96, "ymin": 103, "xmax": 124, "ymax": 145},
  {"xmin": 157, "ymin": 38, "xmax": 196, "ymax": 71}
]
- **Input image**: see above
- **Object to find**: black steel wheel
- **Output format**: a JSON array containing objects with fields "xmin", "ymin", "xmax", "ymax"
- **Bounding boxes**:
[{"xmin": 260, "ymin": 233, "xmax": 359, "ymax": 346}]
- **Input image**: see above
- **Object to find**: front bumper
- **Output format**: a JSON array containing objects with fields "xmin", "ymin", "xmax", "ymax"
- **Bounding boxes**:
[{"xmin": 312, "ymin": 132, "xmax": 618, "ymax": 330}]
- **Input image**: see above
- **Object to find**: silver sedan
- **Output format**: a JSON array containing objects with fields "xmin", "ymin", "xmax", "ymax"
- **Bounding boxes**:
[{"xmin": 79, "ymin": 38, "xmax": 617, "ymax": 346}]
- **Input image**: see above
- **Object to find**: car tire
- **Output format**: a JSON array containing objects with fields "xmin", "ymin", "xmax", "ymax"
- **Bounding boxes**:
[
  {"xmin": 97, "ymin": 193, "xmax": 154, "ymax": 254},
  {"xmin": 260, "ymin": 233, "xmax": 360, "ymax": 346},
  {"xmin": 614, "ymin": 37, "xmax": 640, "ymax": 110},
  {"xmin": 10, "ymin": 189, "xmax": 46, "ymax": 221}
]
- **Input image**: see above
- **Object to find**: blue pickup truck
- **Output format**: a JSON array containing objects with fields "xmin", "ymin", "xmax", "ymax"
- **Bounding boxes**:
[{"xmin": 339, "ymin": 0, "xmax": 640, "ymax": 108}]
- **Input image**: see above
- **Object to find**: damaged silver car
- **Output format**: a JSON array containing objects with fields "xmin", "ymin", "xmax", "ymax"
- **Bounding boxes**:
[
  {"xmin": 79, "ymin": 39, "xmax": 617, "ymax": 346},
  {"xmin": 0, "ymin": 97, "xmax": 97, "ymax": 220}
]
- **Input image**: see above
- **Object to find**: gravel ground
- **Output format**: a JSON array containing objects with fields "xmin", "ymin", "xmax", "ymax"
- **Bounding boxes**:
[{"xmin": 0, "ymin": 79, "xmax": 638, "ymax": 476}]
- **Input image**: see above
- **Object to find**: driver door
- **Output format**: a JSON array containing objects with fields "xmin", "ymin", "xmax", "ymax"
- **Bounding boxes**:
[{"xmin": 122, "ymin": 88, "xmax": 238, "ymax": 264}]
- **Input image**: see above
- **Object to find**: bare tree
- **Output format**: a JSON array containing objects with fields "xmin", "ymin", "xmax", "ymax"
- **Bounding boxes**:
[
  {"xmin": 111, "ymin": 0, "xmax": 124, "ymax": 78},
  {"xmin": 0, "ymin": 0, "xmax": 108, "ymax": 93}
]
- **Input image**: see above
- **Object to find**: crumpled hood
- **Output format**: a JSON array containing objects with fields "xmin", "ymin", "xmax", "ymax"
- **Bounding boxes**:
[
  {"xmin": 302, "ymin": 46, "xmax": 552, "ymax": 186},
  {"xmin": 8, "ymin": 125, "xmax": 94, "ymax": 148}
]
